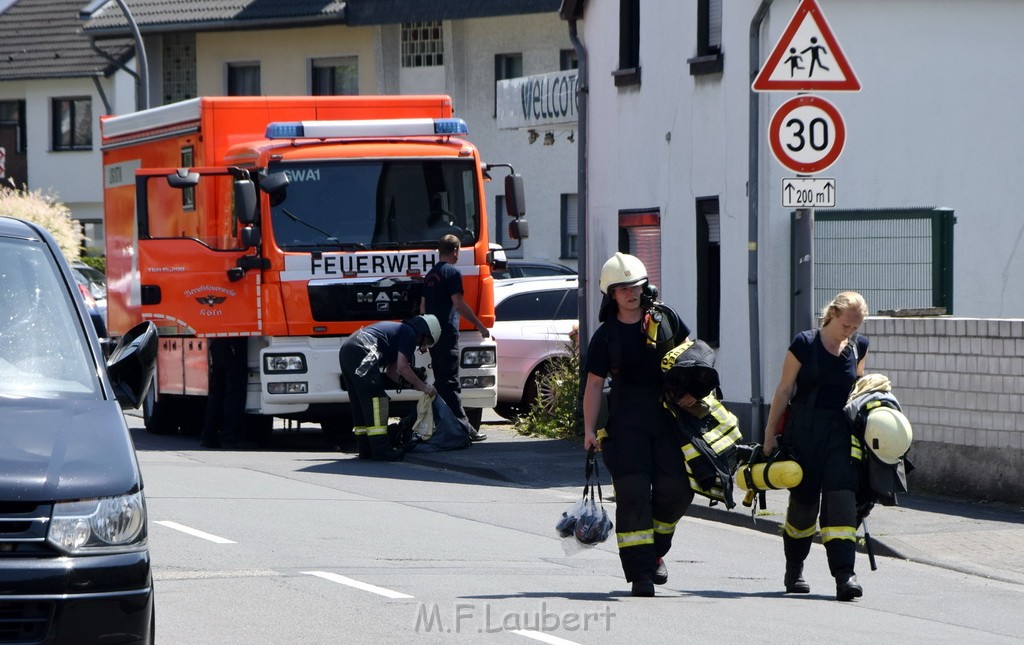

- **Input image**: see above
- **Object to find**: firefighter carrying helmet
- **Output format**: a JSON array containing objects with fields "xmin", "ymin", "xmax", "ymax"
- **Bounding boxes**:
[
  {"xmin": 408, "ymin": 314, "xmax": 442, "ymax": 347},
  {"xmin": 599, "ymin": 252, "xmax": 648, "ymax": 294},
  {"xmin": 864, "ymin": 406, "xmax": 913, "ymax": 464}
]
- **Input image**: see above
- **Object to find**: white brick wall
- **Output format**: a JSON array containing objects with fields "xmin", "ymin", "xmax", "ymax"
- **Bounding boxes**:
[{"xmin": 861, "ymin": 317, "xmax": 1024, "ymax": 451}]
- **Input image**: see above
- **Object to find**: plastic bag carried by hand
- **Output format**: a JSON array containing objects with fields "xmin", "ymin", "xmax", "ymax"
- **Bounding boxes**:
[
  {"xmin": 574, "ymin": 497, "xmax": 613, "ymax": 545},
  {"xmin": 555, "ymin": 497, "xmax": 588, "ymax": 538},
  {"xmin": 556, "ymin": 447, "xmax": 613, "ymax": 552}
]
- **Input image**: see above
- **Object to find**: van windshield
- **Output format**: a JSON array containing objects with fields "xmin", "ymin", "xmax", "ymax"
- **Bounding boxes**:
[
  {"xmin": 266, "ymin": 158, "xmax": 480, "ymax": 251},
  {"xmin": 0, "ymin": 239, "xmax": 100, "ymax": 399}
]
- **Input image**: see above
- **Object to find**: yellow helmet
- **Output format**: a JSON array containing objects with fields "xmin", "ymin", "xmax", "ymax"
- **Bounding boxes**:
[
  {"xmin": 599, "ymin": 252, "xmax": 648, "ymax": 294},
  {"xmin": 864, "ymin": 406, "xmax": 913, "ymax": 464}
]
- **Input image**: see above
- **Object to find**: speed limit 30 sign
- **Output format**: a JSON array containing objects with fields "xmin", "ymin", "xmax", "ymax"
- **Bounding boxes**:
[{"xmin": 769, "ymin": 95, "xmax": 846, "ymax": 174}]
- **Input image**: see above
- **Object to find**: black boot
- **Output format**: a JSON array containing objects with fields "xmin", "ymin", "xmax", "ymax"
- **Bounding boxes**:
[
  {"xmin": 784, "ymin": 561, "xmax": 810, "ymax": 594},
  {"xmin": 631, "ymin": 579, "xmax": 655, "ymax": 597},
  {"xmin": 368, "ymin": 434, "xmax": 404, "ymax": 462},
  {"xmin": 835, "ymin": 572, "xmax": 863, "ymax": 601},
  {"xmin": 355, "ymin": 433, "xmax": 372, "ymax": 460}
]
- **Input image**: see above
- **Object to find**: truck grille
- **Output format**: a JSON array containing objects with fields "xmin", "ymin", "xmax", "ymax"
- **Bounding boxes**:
[{"xmin": 309, "ymin": 278, "xmax": 423, "ymax": 322}]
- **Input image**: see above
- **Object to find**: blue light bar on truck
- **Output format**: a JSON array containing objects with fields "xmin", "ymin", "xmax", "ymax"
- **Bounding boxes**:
[{"xmin": 265, "ymin": 118, "xmax": 469, "ymax": 139}]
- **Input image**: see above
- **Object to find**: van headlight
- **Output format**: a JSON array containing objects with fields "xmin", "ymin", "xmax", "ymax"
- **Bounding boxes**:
[{"xmin": 47, "ymin": 492, "xmax": 147, "ymax": 555}]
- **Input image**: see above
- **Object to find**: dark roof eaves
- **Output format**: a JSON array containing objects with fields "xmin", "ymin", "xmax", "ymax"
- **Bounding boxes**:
[{"xmin": 83, "ymin": 15, "xmax": 348, "ymax": 37}]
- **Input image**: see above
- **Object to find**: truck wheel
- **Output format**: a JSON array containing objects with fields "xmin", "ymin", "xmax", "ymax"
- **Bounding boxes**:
[
  {"xmin": 143, "ymin": 384, "xmax": 179, "ymax": 435},
  {"xmin": 320, "ymin": 414, "xmax": 356, "ymax": 451},
  {"xmin": 245, "ymin": 414, "xmax": 274, "ymax": 445}
]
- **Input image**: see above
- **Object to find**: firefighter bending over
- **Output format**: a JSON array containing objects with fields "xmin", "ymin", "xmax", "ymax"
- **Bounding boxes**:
[{"xmin": 339, "ymin": 315, "xmax": 440, "ymax": 461}]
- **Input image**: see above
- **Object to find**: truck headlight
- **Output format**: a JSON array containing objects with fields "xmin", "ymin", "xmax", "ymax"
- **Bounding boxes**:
[
  {"xmin": 462, "ymin": 348, "xmax": 496, "ymax": 367},
  {"xmin": 264, "ymin": 354, "xmax": 307, "ymax": 373},
  {"xmin": 48, "ymin": 492, "xmax": 147, "ymax": 555}
]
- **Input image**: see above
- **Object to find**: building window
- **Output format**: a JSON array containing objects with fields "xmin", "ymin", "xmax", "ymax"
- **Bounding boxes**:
[
  {"xmin": 494, "ymin": 53, "xmax": 523, "ymax": 117},
  {"xmin": 560, "ymin": 49, "xmax": 579, "ymax": 71},
  {"xmin": 162, "ymin": 32, "xmax": 196, "ymax": 103},
  {"xmin": 613, "ymin": 0, "xmax": 641, "ymax": 86},
  {"xmin": 689, "ymin": 0, "xmax": 724, "ymax": 75},
  {"xmin": 696, "ymin": 197, "xmax": 721, "ymax": 346},
  {"xmin": 227, "ymin": 63, "xmax": 261, "ymax": 96},
  {"xmin": 181, "ymin": 147, "xmax": 195, "ymax": 211},
  {"xmin": 51, "ymin": 98, "xmax": 92, "ymax": 151},
  {"xmin": 561, "ymin": 193, "xmax": 579, "ymax": 259},
  {"xmin": 0, "ymin": 99, "xmax": 26, "ymax": 152},
  {"xmin": 618, "ymin": 209, "xmax": 661, "ymax": 290},
  {"xmin": 813, "ymin": 208, "xmax": 955, "ymax": 316},
  {"xmin": 312, "ymin": 56, "xmax": 359, "ymax": 95},
  {"xmin": 401, "ymin": 21, "xmax": 444, "ymax": 68}
]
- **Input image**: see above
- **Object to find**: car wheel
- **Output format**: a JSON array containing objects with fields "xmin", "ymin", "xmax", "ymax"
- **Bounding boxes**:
[{"xmin": 493, "ymin": 403, "xmax": 521, "ymax": 422}]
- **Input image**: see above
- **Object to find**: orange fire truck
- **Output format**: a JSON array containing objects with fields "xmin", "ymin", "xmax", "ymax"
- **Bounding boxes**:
[{"xmin": 101, "ymin": 96, "xmax": 525, "ymax": 437}]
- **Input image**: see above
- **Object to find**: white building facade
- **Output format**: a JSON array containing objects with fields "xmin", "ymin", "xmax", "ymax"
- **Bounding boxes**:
[{"xmin": 577, "ymin": 0, "xmax": 1024, "ymax": 427}]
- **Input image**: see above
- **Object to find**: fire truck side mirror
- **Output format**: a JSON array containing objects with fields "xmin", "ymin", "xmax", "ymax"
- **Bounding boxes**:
[
  {"xmin": 259, "ymin": 171, "xmax": 290, "ymax": 207},
  {"xmin": 508, "ymin": 218, "xmax": 529, "ymax": 241},
  {"xmin": 234, "ymin": 179, "xmax": 258, "ymax": 225},
  {"xmin": 240, "ymin": 226, "xmax": 261, "ymax": 249},
  {"xmin": 504, "ymin": 174, "xmax": 526, "ymax": 219}
]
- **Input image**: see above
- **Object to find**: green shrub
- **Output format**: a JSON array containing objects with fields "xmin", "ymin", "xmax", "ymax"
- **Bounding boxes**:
[
  {"xmin": 78, "ymin": 255, "xmax": 106, "ymax": 273},
  {"xmin": 514, "ymin": 347, "xmax": 582, "ymax": 440},
  {"xmin": 0, "ymin": 187, "xmax": 82, "ymax": 261}
]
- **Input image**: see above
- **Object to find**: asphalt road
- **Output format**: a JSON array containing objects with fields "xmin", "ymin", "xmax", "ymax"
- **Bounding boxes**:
[{"xmin": 129, "ymin": 413, "xmax": 1024, "ymax": 644}]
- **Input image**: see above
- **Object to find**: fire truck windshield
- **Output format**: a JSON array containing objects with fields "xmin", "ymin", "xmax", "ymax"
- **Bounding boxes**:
[{"xmin": 266, "ymin": 159, "xmax": 480, "ymax": 251}]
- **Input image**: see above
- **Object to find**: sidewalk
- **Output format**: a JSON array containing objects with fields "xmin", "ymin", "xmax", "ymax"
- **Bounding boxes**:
[{"xmin": 405, "ymin": 417, "xmax": 1024, "ymax": 587}]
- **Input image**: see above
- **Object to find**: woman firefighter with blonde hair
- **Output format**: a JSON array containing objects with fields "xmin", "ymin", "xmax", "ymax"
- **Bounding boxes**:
[
  {"xmin": 762, "ymin": 291, "xmax": 870, "ymax": 601},
  {"xmin": 582, "ymin": 252, "xmax": 692, "ymax": 597}
]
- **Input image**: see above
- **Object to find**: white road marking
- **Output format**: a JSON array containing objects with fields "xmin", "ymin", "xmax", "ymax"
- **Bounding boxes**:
[
  {"xmin": 302, "ymin": 571, "xmax": 413, "ymax": 599},
  {"xmin": 511, "ymin": 630, "xmax": 581, "ymax": 645},
  {"xmin": 154, "ymin": 520, "xmax": 236, "ymax": 544}
]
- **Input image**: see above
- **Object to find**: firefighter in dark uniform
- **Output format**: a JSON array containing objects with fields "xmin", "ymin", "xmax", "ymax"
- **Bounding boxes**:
[
  {"xmin": 762, "ymin": 291, "xmax": 870, "ymax": 601},
  {"xmin": 420, "ymin": 233, "xmax": 490, "ymax": 441},
  {"xmin": 339, "ymin": 316, "xmax": 439, "ymax": 461},
  {"xmin": 582, "ymin": 253, "xmax": 692, "ymax": 597}
]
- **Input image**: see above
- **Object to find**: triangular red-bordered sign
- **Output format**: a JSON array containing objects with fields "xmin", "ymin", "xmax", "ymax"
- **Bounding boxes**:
[{"xmin": 753, "ymin": 0, "xmax": 861, "ymax": 92}]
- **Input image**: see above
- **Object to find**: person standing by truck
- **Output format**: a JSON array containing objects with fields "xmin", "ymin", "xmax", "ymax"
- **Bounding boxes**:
[
  {"xmin": 420, "ymin": 234, "xmax": 490, "ymax": 441},
  {"xmin": 339, "ymin": 316, "xmax": 440, "ymax": 461}
]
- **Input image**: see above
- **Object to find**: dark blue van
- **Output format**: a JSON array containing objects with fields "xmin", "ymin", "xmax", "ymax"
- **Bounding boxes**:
[{"xmin": 0, "ymin": 217, "xmax": 158, "ymax": 644}]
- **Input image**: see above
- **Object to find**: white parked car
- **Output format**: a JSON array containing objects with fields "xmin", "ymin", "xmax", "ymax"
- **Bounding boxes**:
[{"xmin": 492, "ymin": 276, "xmax": 578, "ymax": 420}]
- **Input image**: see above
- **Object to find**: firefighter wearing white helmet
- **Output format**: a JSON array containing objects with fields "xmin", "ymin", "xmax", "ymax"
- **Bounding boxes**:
[
  {"xmin": 583, "ymin": 252, "xmax": 693, "ymax": 597},
  {"xmin": 600, "ymin": 251, "xmax": 648, "ymax": 294},
  {"xmin": 864, "ymin": 406, "xmax": 913, "ymax": 464},
  {"xmin": 339, "ymin": 317, "xmax": 438, "ymax": 461}
]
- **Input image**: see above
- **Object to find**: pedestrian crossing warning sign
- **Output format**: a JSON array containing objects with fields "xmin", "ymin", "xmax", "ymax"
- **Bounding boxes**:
[{"xmin": 752, "ymin": 0, "xmax": 861, "ymax": 92}]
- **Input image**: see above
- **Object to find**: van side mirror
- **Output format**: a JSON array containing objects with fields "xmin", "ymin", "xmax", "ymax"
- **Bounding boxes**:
[
  {"xmin": 504, "ymin": 174, "xmax": 525, "ymax": 218},
  {"xmin": 234, "ymin": 179, "xmax": 258, "ymax": 224},
  {"xmin": 106, "ymin": 321, "xmax": 158, "ymax": 410}
]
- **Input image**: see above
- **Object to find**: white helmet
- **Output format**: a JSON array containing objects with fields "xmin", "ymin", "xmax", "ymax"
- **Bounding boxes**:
[
  {"xmin": 864, "ymin": 406, "xmax": 913, "ymax": 464},
  {"xmin": 599, "ymin": 252, "xmax": 648, "ymax": 294},
  {"xmin": 410, "ymin": 314, "xmax": 442, "ymax": 347}
]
